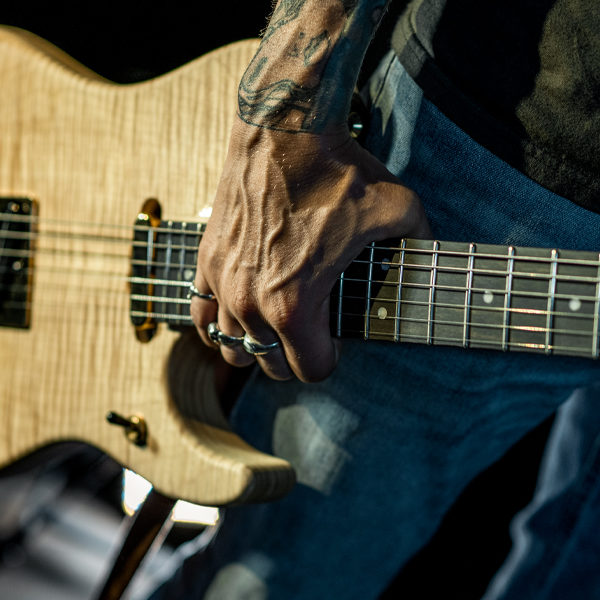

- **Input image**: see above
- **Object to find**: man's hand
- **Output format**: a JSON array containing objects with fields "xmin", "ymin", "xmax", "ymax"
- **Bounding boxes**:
[
  {"xmin": 190, "ymin": 0, "xmax": 430, "ymax": 381},
  {"xmin": 190, "ymin": 122, "xmax": 430, "ymax": 382}
]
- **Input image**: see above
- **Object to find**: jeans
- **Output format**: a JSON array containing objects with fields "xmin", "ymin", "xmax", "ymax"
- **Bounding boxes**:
[{"xmin": 151, "ymin": 53, "xmax": 600, "ymax": 599}]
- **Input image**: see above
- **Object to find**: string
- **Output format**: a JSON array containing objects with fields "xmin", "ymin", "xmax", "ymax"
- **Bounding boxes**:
[
  {"xmin": 3, "ymin": 244, "xmax": 599, "ymax": 290},
  {"xmin": 327, "ymin": 327, "xmax": 593, "ymax": 356},
  {"xmin": 3, "ymin": 272, "xmax": 595, "ymax": 329},
  {"xmin": 1, "ymin": 214, "xmax": 600, "ymax": 267},
  {"xmin": 329, "ymin": 310, "xmax": 592, "ymax": 338},
  {"xmin": 0, "ymin": 213, "xmax": 205, "ymax": 237},
  {"xmin": 3, "ymin": 269, "xmax": 599, "ymax": 314}
]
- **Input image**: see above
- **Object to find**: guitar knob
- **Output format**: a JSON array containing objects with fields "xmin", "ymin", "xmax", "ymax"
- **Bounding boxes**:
[{"xmin": 106, "ymin": 411, "xmax": 148, "ymax": 447}]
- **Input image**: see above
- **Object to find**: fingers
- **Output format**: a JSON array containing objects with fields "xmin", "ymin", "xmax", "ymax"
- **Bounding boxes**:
[
  {"xmin": 190, "ymin": 274, "xmax": 337, "ymax": 382},
  {"xmin": 189, "ymin": 273, "xmax": 219, "ymax": 345},
  {"xmin": 275, "ymin": 296, "xmax": 339, "ymax": 383}
]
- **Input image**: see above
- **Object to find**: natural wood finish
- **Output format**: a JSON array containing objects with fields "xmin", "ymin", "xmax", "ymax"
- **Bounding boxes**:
[{"xmin": 0, "ymin": 27, "xmax": 295, "ymax": 506}]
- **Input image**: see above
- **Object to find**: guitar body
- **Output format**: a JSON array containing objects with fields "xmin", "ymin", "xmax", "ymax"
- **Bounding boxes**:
[{"xmin": 0, "ymin": 27, "xmax": 295, "ymax": 505}]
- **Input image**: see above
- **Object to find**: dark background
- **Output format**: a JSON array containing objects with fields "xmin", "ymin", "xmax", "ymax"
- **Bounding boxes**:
[{"xmin": 0, "ymin": 4, "xmax": 552, "ymax": 598}]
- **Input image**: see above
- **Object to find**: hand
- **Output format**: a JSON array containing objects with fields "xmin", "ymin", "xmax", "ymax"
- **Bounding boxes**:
[{"xmin": 190, "ymin": 122, "xmax": 431, "ymax": 382}]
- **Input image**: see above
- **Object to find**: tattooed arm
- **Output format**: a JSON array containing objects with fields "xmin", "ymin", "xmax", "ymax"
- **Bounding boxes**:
[{"xmin": 191, "ymin": 0, "xmax": 430, "ymax": 382}]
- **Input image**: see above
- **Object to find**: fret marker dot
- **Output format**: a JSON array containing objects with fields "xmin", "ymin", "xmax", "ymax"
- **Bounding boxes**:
[
  {"xmin": 569, "ymin": 297, "xmax": 581, "ymax": 312},
  {"xmin": 483, "ymin": 290, "xmax": 494, "ymax": 304},
  {"xmin": 377, "ymin": 307, "xmax": 387, "ymax": 320},
  {"xmin": 381, "ymin": 258, "xmax": 390, "ymax": 271},
  {"xmin": 183, "ymin": 269, "xmax": 195, "ymax": 280}
]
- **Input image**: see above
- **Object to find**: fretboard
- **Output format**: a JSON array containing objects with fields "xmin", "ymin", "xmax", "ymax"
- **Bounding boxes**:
[{"xmin": 130, "ymin": 223, "xmax": 600, "ymax": 360}]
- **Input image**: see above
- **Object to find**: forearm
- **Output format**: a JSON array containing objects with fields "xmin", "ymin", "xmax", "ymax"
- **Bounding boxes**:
[{"xmin": 238, "ymin": 0, "xmax": 390, "ymax": 134}]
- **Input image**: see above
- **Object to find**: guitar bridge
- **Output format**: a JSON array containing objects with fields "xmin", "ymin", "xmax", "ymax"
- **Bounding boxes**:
[{"xmin": 0, "ymin": 197, "xmax": 36, "ymax": 329}]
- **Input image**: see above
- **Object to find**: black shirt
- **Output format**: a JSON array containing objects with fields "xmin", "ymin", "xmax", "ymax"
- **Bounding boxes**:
[{"xmin": 392, "ymin": 0, "xmax": 600, "ymax": 213}]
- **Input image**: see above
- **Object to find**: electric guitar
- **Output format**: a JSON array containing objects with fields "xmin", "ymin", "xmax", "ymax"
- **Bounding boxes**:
[{"xmin": 1, "ymin": 27, "xmax": 599, "ymax": 506}]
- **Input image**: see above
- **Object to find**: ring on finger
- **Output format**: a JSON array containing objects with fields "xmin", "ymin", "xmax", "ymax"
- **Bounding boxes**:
[
  {"xmin": 242, "ymin": 333, "xmax": 281, "ymax": 356},
  {"xmin": 188, "ymin": 283, "xmax": 216, "ymax": 302},
  {"xmin": 207, "ymin": 322, "xmax": 244, "ymax": 347}
]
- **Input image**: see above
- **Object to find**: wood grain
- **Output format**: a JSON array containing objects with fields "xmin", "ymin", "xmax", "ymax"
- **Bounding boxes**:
[{"xmin": 0, "ymin": 27, "xmax": 295, "ymax": 506}]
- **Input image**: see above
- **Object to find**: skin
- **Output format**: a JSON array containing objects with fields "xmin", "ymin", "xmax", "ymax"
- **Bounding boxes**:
[{"xmin": 191, "ymin": 0, "xmax": 431, "ymax": 382}]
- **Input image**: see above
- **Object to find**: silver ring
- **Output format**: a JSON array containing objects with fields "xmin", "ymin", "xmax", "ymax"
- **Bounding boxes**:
[
  {"xmin": 207, "ymin": 322, "xmax": 244, "ymax": 347},
  {"xmin": 188, "ymin": 283, "xmax": 216, "ymax": 301},
  {"xmin": 242, "ymin": 333, "xmax": 281, "ymax": 356}
]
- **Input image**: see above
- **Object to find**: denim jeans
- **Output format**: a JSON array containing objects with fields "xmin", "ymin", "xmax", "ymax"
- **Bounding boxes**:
[{"xmin": 151, "ymin": 53, "xmax": 600, "ymax": 599}]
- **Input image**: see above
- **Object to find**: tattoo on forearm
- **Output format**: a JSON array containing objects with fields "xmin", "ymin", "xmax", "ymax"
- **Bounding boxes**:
[{"xmin": 238, "ymin": 0, "xmax": 388, "ymax": 133}]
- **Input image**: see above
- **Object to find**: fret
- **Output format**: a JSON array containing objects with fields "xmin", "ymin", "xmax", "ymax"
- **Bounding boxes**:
[
  {"xmin": 364, "ymin": 242, "xmax": 375, "ymax": 340},
  {"xmin": 168, "ymin": 221, "xmax": 182, "ymax": 322},
  {"xmin": 594, "ymin": 254, "xmax": 600, "ymax": 358},
  {"xmin": 337, "ymin": 270, "xmax": 344, "ymax": 337},
  {"xmin": 463, "ymin": 243, "xmax": 475, "ymax": 348},
  {"xmin": 427, "ymin": 241, "xmax": 440, "ymax": 344},
  {"xmin": 395, "ymin": 239, "xmax": 406, "ymax": 342},
  {"xmin": 501, "ymin": 246, "xmax": 515, "ymax": 351},
  {"xmin": 552, "ymin": 248, "xmax": 597, "ymax": 357},
  {"xmin": 179, "ymin": 222, "xmax": 190, "ymax": 321},
  {"xmin": 145, "ymin": 226, "xmax": 154, "ymax": 279},
  {"xmin": 545, "ymin": 249, "xmax": 558, "ymax": 355},
  {"xmin": 155, "ymin": 220, "xmax": 173, "ymax": 320},
  {"xmin": 333, "ymin": 245, "xmax": 370, "ymax": 338}
]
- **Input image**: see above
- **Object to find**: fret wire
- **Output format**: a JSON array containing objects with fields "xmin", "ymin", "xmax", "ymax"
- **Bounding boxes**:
[
  {"xmin": 427, "ymin": 241, "xmax": 439, "ymax": 345},
  {"xmin": 395, "ymin": 239, "xmax": 406, "ymax": 342},
  {"xmin": 364, "ymin": 242, "xmax": 375, "ymax": 340},
  {"xmin": 145, "ymin": 227, "xmax": 153, "ymax": 278},
  {"xmin": 502, "ymin": 247, "xmax": 515, "ymax": 351},
  {"xmin": 463, "ymin": 243, "xmax": 475, "ymax": 348},
  {"xmin": 594, "ymin": 254, "xmax": 600, "ymax": 358},
  {"xmin": 545, "ymin": 249, "xmax": 558, "ymax": 355},
  {"xmin": 337, "ymin": 270, "xmax": 344, "ymax": 337},
  {"xmin": 164, "ymin": 221, "xmax": 174, "ymax": 318},
  {"xmin": 179, "ymin": 224, "xmax": 189, "ymax": 318}
]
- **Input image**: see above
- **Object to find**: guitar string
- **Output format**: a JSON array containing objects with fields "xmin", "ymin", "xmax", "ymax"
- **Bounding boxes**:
[
  {"xmin": 2, "ymin": 267, "xmax": 600, "ymax": 312},
  {"xmin": 126, "ymin": 308, "xmax": 595, "ymax": 355},
  {"xmin": 1, "ymin": 217, "xmax": 600, "ymax": 268},
  {"xmin": 3, "ymin": 279, "xmax": 596, "ymax": 331},
  {"xmin": 2, "ymin": 214, "xmax": 599, "ymax": 273},
  {"xmin": 3, "ymin": 264, "xmax": 600, "ymax": 309},
  {"xmin": 3, "ymin": 244, "xmax": 600, "ymax": 287},
  {"xmin": 3, "ymin": 292, "xmax": 595, "ymax": 353}
]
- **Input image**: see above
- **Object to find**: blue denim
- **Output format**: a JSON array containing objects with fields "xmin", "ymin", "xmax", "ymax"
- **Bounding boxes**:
[
  {"xmin": 151, "ymin": 53, "xmax": 600, "ymax": 599},
  {"xmin": 482, "ymin": 384, "xmax": 600, "ymax": 600}
]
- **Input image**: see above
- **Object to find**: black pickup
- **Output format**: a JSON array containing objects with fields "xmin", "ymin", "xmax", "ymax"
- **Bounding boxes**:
[{"xmin": 0, "ymin": 197, "xmax": 36, "ymax": 328}]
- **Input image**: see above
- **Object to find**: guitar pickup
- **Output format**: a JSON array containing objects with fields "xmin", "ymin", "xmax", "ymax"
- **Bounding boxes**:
[{"xmin": 0, "ymin": 197, "xmax": 36, "ymax": 329}]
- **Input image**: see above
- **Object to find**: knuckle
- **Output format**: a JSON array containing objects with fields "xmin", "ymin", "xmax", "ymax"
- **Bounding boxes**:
[
  {"xmin": 268, "ymin": 295, "xmax": 301, "ymax": 335},
  {"xmin": 232, "ymin": 292, "xmax": 257, "ymax": 323}
]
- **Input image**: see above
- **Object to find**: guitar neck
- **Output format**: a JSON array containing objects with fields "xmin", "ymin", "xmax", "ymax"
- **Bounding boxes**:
[{"xmin": 130, "ymin": 222, "xmax": 600, "ymax": 360}]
